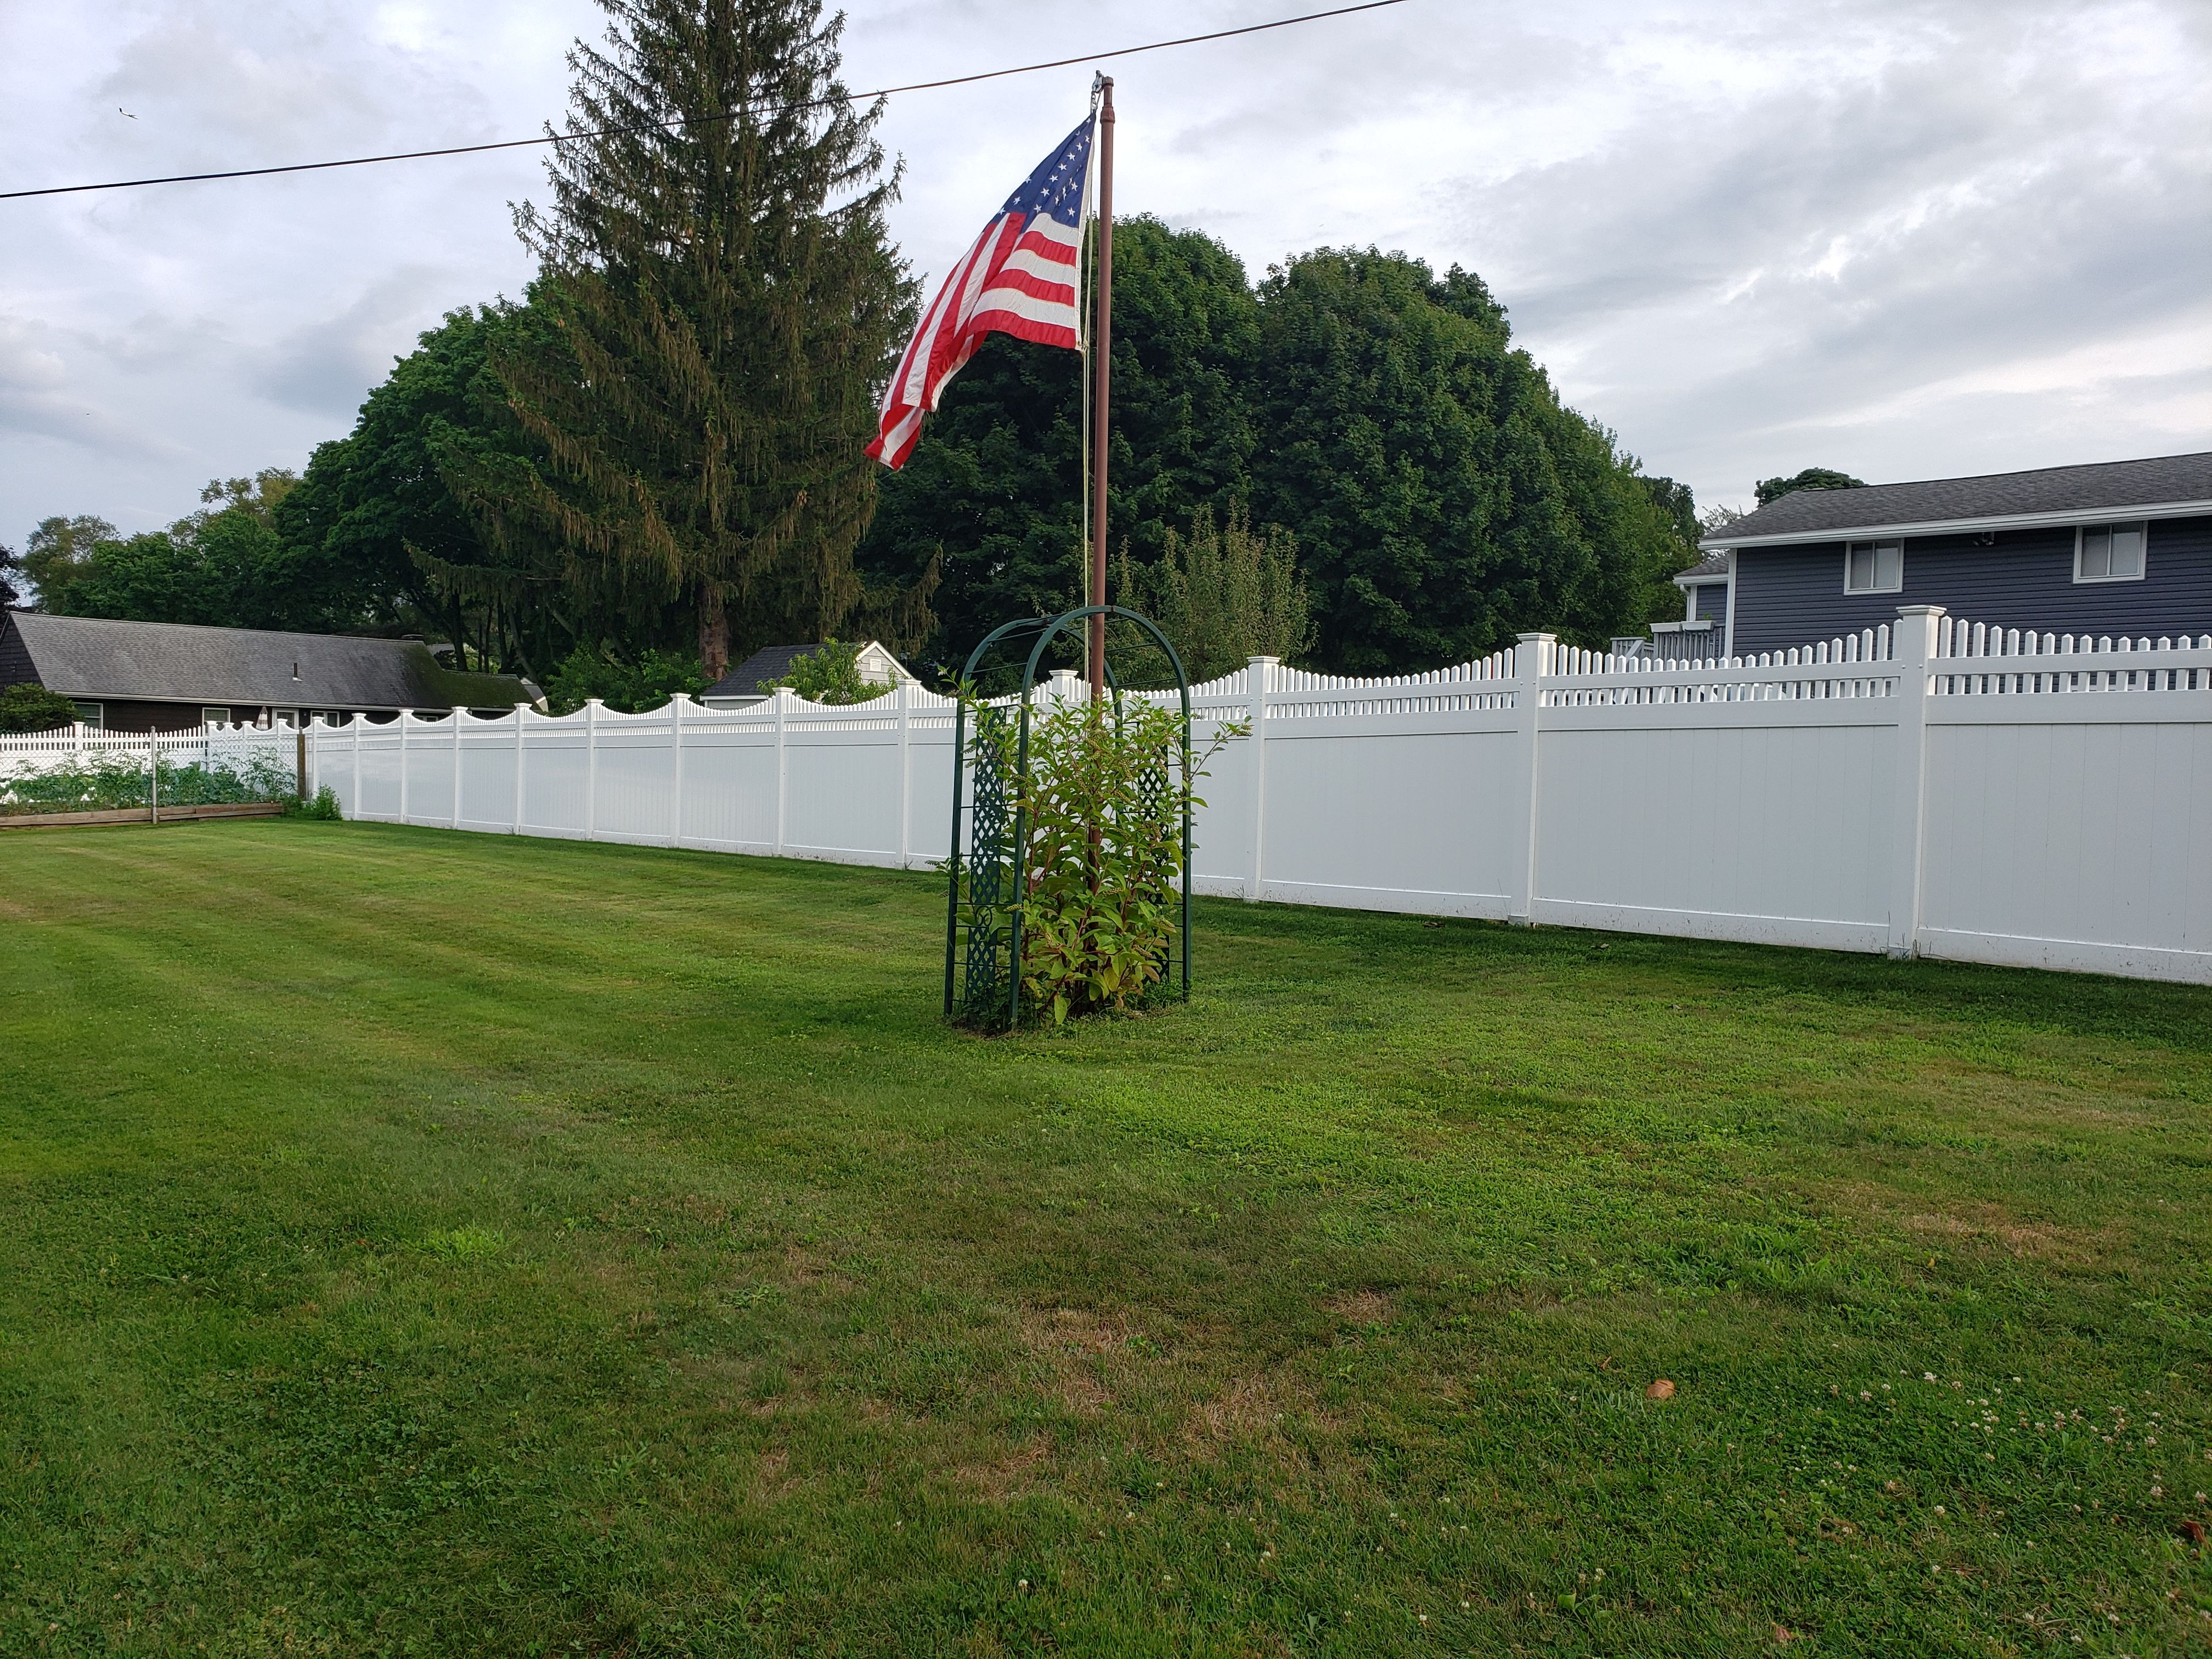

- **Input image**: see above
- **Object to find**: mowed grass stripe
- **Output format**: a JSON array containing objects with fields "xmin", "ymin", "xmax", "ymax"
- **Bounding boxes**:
[{"xmin": 1, "ymin": 817, "xmax": 2208, "ymax": 1657}]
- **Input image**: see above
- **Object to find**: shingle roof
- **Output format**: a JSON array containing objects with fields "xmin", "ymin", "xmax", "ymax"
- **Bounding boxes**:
[
  {"xmin": 1674, "ymin": 550, "xmax": 1731, "ymax": 582},
  {"xmin": 1701, "ymin": 452, "xmax": 2212, "ymax": 548},
  {"xmin": 4, "ymin": 612, "xmax": 537, "ymax": 709},
  {"xmin": 702, "ymin": 644, "xmax": 828, "ymax": 701}
]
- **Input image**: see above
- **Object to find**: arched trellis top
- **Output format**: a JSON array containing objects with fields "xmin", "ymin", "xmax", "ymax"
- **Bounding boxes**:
[{"xmin": 943, "ymin": 605, "xmax": 1195, "ymax": 1029}]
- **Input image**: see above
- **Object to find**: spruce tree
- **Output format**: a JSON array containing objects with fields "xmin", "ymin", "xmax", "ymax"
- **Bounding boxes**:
[{"xmin": 488, "ymin": 0, "xmax": 923, "ymax": 681}]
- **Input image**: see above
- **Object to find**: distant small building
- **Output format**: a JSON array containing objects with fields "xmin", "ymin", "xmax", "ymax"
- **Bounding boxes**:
[
  {"xmin": 0, "ymin": 612, "xmax": 540, "ymax": 732},
  {"xmin": 699, "ymin": 641, "xmax": 918, "ymax": 709},
  {"xmin": 1673, "ymin": 452, "xmax": 2212, "ymax": 658}
]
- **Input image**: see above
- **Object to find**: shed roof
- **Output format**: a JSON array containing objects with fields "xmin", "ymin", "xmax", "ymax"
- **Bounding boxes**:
[
  {"xmin": 701, "ymin": 641, "xmax": 915, "ymax": 702},
  {"xmin": 1700, "ymin": 452, "xmax": 2212, "ymax": 549},
  {"xmin": 704, "ymin": 644, "xmax": 827, "ymax": 701},
  {"xmin": 3, "ymin": 612, "xmax": 537, "ymax": 709}
]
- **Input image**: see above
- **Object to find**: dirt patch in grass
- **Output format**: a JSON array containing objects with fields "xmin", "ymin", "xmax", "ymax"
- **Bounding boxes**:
[
  {"xmin": 1182, "ymin": 1370, "xmax": 1329, "ymax": 1454},
  {"xmin": 955, "ymin": 1432, "xmax": 1052, "ymax": 1503},
  {"xmin": 1829, "ymin": 1183, "xmax": 2112, "ymax": 1263},
  {"xmin": 1325, "ymin": 1288, "xmax": 1394, "ymax": 1324},
  {"xmin": 1901, "ymin": 1206, "xmax": 2105, "ymax": 1261},
  {"xmin": 1021, "ymin": 1307, "xmax": 1138, "ymax": 1415}
]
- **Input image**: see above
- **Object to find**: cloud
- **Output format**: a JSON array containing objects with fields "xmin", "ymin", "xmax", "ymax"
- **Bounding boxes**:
[
  {"xmin": 1, "ymin": 0, "xmax": 2205, "ymax": 542},
  {"xmin": 255, "ymin": 267, "xmax": 465, "ymax": 416},
  {"xmin": 0, "ymin": 315, "xmax": 187, "ymax": 459}
]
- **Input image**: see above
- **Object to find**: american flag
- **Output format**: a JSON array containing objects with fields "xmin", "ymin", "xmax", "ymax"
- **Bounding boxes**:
[{"xmin": 867, "ymin": 114, "xmax": 1096, "ymax": 470}]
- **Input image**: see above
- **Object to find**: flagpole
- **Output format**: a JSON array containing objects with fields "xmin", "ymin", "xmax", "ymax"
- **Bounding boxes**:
[{"xmin": 1087, "ymin": 77, "xmax": 1115, "ymax": 701}]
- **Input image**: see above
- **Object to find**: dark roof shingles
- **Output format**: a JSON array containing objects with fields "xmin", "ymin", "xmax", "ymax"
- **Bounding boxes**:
[
  {"xmin": 7, "ymin": 612, "xmax": 533, "ymax": 708},
  {"xmin": 702, "ymin": 644, "xmax": 826, "ymax": 700},
  {"xmin": 1705, "ymin": 452, "xmax": 2212, "ymax": 545}
]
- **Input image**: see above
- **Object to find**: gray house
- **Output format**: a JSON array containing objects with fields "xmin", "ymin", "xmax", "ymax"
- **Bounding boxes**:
[
  {"xmin": 1673, "ymin": 452, "xmax": 2212, "ymax": 659},
  {"xmin": 0, "ymin": 612, "xmax": 540, "ymax": 732}
]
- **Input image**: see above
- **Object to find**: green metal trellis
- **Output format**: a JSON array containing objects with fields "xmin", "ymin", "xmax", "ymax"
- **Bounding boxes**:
[{"xmin": 941, "ymin": 605, "xmax": 1193, "ymax": 1030}]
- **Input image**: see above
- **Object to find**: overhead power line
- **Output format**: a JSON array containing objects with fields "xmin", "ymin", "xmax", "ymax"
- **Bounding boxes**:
[{"xmin": 2, "ymin": 0, "xmax": 1413, "ymax": 203}]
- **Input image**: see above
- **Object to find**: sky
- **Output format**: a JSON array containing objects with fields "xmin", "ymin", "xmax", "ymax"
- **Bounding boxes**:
[{"xmin": 2, "ymin": 0, "xmax": 2207, "ymax": 548}]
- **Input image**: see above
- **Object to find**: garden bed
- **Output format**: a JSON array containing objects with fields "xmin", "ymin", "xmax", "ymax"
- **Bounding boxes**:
[{"xmin": 0, "ymin": 800, "xmax": 288, "ymax": 829}]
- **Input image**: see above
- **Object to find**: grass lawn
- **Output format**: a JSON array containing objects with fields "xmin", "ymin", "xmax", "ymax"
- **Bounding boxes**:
[{"xmin": 3, "ymin": 820, "xmax": 2210, "ymax": 1658}]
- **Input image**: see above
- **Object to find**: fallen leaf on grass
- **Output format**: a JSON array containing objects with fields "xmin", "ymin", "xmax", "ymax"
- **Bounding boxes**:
[{"xmin": 1646, "ymin": 1379, "xmax": 1676, "ymax": 1400}]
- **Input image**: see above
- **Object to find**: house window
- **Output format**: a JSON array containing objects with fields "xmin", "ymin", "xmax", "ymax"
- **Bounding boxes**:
[
  {"xmin": 1844, "ymin": 540, "xmax": 1903, "ymax": 595},
  {"xmin": 202, "ymin": 707, "xmax": 232, "ymax": 726},
  {"xmin": 71, "ymin": 701, "xmax": 104, "ymax": 731},
  {"xmin": 2075, "ymin": 522, "xmax": 2146, "ymax": 583}
]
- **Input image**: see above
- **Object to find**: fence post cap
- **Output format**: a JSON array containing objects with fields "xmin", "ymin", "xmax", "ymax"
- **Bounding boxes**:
[
  {"xmin": 1516, "ymin": 630, "xmax": 1559, "ymax": 643},
  {"xmin": 1895, "ymin": 604, "xmax": 1947, "ymax": 617}
]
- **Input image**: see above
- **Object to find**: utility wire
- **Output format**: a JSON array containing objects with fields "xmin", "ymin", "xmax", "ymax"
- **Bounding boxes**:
[{"xmin": 2, "ymin": 0, "xmax": 1412, "ymax": 202}]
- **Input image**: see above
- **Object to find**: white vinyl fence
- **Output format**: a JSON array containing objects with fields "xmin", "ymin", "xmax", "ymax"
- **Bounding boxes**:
[{"xmin": 307, "ymin": 606, "xmax": 2212, "ymax": 984}]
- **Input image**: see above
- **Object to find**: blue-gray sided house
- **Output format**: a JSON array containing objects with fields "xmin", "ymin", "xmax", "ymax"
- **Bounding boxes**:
[{"xmin": 1668, "ymin": 452, "xmax": 2212, "ymax": 659}]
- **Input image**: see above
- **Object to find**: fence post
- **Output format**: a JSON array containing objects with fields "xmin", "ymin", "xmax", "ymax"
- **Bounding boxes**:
[
  {"xmin": 773, "ymin": 689, "xmax": 788, "ymax": 857},
  {"xmin": 584, "ymin": 699, "xmax": 601, "ymax": 842},
  {"xmin": 1244, "ymin": 655, "xmax": 1278, "ymax": 902},
  {"xmin": 450, "ymin": 709, "xmax": 464, "ymax": 829},
  {"xmin": 352, "ymin": 714, "xmax": 361, "ymax": 816},
  {"xmin": 398, "ymin": 712, "xmax": 410, "ymax": 825},
  {"xmin": 896, "ymin": 680, "xmax": 912, "ymax": 869},
  {"xmin": 512, "ymin": 703, "xmax": 528, "ymax": 835},
  {"xmin": 1886, "ymin": 605, "xmax": 1944, "ymax": 960},
  {"xmin": 1506, "ymin": 632, "xmax": 1556, "ymax": 925},
  {"xmin": 668, "ymin": 694, "xmax": 687, "ymax": 850}
]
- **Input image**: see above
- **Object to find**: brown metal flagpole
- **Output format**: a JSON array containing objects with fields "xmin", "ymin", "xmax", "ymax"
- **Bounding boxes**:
[{"xmin": 1087, "ymin": 77, "xmax": 1115, "ymax": 701}]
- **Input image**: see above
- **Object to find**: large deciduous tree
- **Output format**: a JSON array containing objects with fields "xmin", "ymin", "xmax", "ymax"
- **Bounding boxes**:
[
  {"xmin": 1754, "ymin": 466, "xmax": 1866, "ymax": 507},
  {"xmin": 280, "ymin": 302, "xmax": 585, "ymax": 675},
  {"xmin": 857, "ymin": 217, "xmax": 1261, "ymax": 668},
  {"xmin": 481, "ymin": 0, "xmax": 922, "ymax": 683},
  {"xmin": 21, "ymin": 478, "xmax": 379, "ymax": 633},
  {"xmin": 1249, "ymin": 250, "xmax": 1683, "ymax": 673},
  {"xmin": 861, "ymin": 232, "xmax": 1692, "ymax": 676}
]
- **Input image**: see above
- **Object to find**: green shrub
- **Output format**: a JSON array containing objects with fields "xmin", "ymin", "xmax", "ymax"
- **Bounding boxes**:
[
  {"xmin": 294, "ymin": 785, "xmax": 342, "ymax": 820},
  {"xmin": 544, "ymin": 645, "xmax": 706, "ymax": 715},
  {"xmin": 0, "ymin": 683, "xmax": 83, "ymax": 732},
  {"xmin": 964, "ymin": 692, "xmax": 1237, "ymax": 1026},
  {"xmin": 775, "ymin": 641, "xmax": 891, "ymax": 705}
]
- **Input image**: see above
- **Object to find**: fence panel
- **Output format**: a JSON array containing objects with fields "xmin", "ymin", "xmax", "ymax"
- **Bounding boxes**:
[{"xmin": 302, "ymin": 612, "xmax": 2212, "ymax": 984}]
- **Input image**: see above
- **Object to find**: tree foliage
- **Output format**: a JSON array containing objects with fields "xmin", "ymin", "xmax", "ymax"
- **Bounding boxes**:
[
  {"xmin": 773, "ymin": 640, "xmax": 890, "ymax": 704},
  {"xmin": 281, "ymin": 303, "xmax": 575, "ymax": 673},
  {"xmin": 0, "ymin": 682, "xmax": 82, "ymax": 733},
  {"xmin": 1754, "ymin": 467, "xmax": 1866, "ymax": 507},
  {"xmin": 541, "ymin": 643, "xmax": 707, "ymax": 714},
  {"xmin": 1113, "ymin": 501, "xmax": 1311, "ymax": 686},
  {"xmin": 861, "ymin": 233, "xmax": 1691, "ymax": 675},
  {"xmin": 859, "ymin": 218, "xmax": 1261, "ymax": 669},
  {"xmin": 1250, "ymin": 251, "xmax": 1684, "ymax": 672},
  {"xmin": 474, "ymin": 0, "xmax": 924, "ymax": 684},
  {"xmin": 19, "ymin": 477, "xmax": 373, "ymax": 631}
]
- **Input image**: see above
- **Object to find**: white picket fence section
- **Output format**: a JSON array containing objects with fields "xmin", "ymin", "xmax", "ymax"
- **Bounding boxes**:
[
  {"xmin": 302, "ymin": 605, "xmax": 2212, "ymax": 984},
  {"xmin": 0, "ymin": 724, "xmax": 299, "ymax": 786}
]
